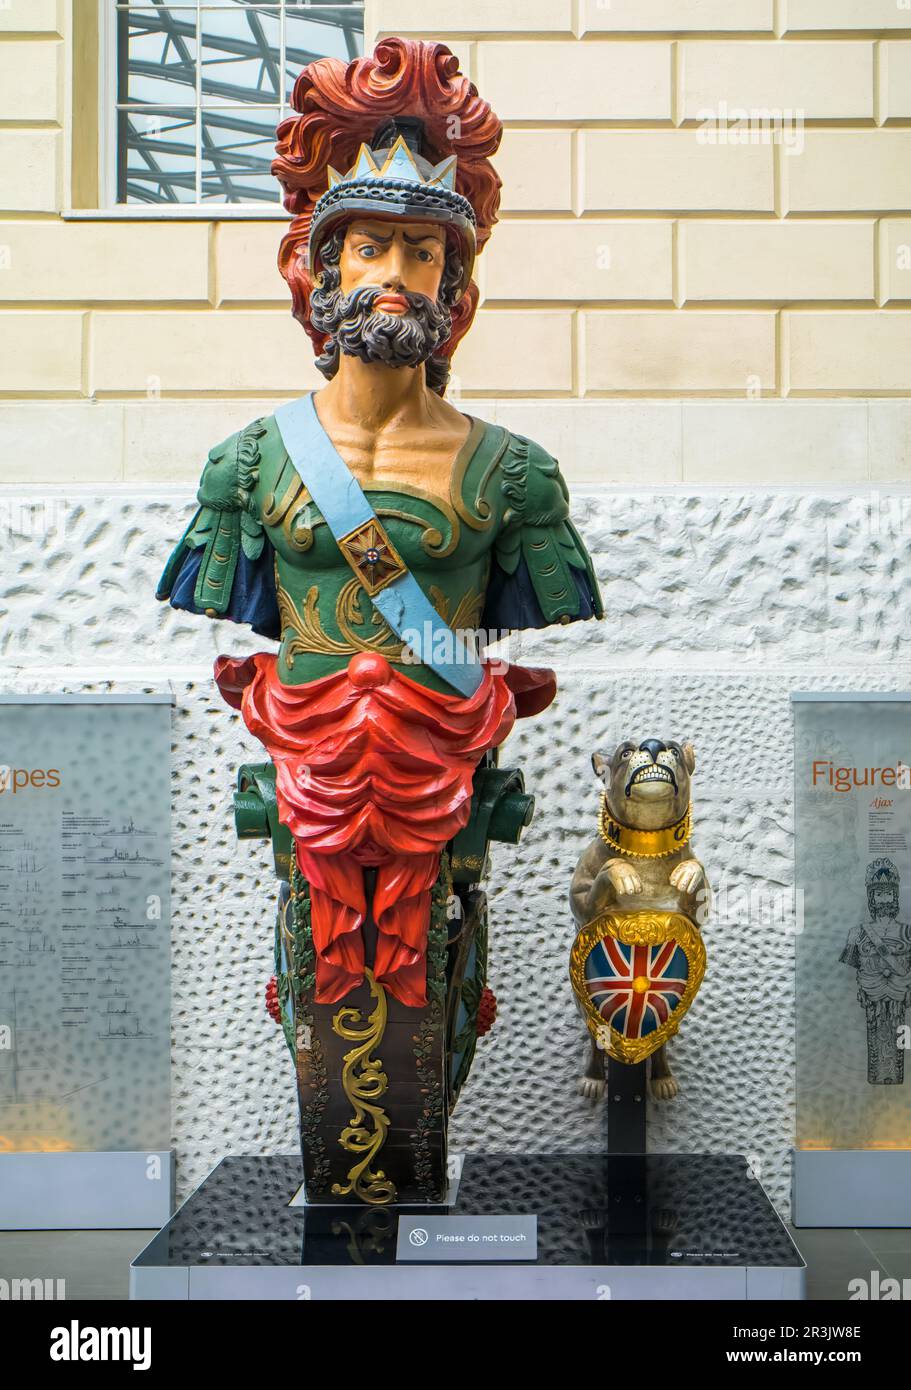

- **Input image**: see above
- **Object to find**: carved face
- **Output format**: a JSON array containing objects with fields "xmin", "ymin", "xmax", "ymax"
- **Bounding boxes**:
[
  {"xmin": 309, "ymin": 219, "xmax": 455, "ymax": 383},
  {"xmin": 592, "ymin": 738, "xmax": 695, "ymax": 830},
  {"xmin": 339, "ymin": 219, "xmax": 447, "ymax": 305}
]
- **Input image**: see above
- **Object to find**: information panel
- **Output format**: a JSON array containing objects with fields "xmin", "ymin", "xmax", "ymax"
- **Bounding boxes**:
[
  {"xmin": 0, "ymin": 695, "xmax": 172, "ymax": 1155},
  {"xmin": 794, "ymin": 693, "xmax": 911, "ymax": 1151}
]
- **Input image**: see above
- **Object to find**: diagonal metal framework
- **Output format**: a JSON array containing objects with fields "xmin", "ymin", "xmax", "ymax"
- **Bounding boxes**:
[{"xmin": 117, "ymin": 2, "xmax": 364, "ymax": 204}]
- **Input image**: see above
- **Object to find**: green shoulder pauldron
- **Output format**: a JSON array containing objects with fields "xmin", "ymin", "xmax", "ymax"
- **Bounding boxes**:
[
  {"xmin": 494, "ymin": 433, "xmax": 604, "ymax": 625},
  {"xmin": 157, "ymin": 420, "xmax": 267, "ymax": 616}
]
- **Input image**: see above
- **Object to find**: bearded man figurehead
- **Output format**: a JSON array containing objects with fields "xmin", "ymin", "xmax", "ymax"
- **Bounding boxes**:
[{"xmin": 271, "ymin": 37, "xmax": 502, "ymax": 393}]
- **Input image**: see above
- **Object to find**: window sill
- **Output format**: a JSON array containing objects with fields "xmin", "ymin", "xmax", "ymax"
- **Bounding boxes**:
[{"xmin": 63, "ymin": 206, "xmax": 291, "ymax": 222}]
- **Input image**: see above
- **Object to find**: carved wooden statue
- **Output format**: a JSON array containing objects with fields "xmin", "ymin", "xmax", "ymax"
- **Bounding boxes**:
[
  {"xmin": 569, "ymin": 739, "xmax": 709, "ymax": 1102},
  {"xmin": 158, "ymin": 38, "xmax": 602, "ymax": 1205}
]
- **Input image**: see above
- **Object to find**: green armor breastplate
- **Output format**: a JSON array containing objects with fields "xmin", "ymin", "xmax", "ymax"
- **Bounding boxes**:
[
  {"xmin": 156, "ymin": 406, "xmax": 603, "ymax": 689},
  {"xmin": 254, "ymin": 414, "xmax": 509, "ymax": 693}
]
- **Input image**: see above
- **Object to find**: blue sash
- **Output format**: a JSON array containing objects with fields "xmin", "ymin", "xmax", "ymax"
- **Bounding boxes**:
[{"xmin": 273, "ymin": 394, "xmax": 484, "ymax": 698}]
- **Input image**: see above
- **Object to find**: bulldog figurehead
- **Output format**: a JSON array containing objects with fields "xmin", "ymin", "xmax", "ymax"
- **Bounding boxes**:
[
  {"xmin": 594, "ymin": 738, "xmax": 695, "ymax": 856},
  {"xmin": 570, "ymin": 737, "xmax": 709, "ymax": 1101}
]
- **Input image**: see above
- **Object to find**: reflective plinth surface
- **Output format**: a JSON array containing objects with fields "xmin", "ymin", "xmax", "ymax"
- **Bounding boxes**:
[{"xmin": 133, "ymin": 1153, "xmax": 803, "ymax": 1270}]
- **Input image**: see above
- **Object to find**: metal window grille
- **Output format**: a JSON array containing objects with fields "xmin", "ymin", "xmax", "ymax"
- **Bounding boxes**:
[{"xmin": 112, "ymin": 2, "xmax": 364, "ymax": 206}]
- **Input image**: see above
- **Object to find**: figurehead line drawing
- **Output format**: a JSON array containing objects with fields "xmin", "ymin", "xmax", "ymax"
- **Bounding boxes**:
[
  {"xmin": 156, "ymin": 37, "xmax": 602, "ymax": 1205},
  {"xmin": 841, "ymin": 858, "xmax": 911, "ymax": 1085}
]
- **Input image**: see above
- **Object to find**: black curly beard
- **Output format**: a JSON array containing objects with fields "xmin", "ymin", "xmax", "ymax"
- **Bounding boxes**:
[
  {"xmin": 311, "ymin": 281, "xmax": 452, "ymax": 375},
  {"xmin": 309, "ymin": 224, "xmax": 461, "ymax": 393}
]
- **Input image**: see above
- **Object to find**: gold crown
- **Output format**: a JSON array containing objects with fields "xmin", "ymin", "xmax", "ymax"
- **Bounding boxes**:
[{"xmin": 326, "ymin": 134, "xmax": 458, "ymax": 193}]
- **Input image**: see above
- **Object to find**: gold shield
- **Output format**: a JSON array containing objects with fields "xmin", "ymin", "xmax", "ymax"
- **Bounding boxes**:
[{"xmin": 569, "ymin": 910, "xmax": 706, "ymax": 1065}]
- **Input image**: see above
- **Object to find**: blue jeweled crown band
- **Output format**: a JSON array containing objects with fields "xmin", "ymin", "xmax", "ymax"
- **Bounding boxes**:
[{"xmin": 308, "ymin": 124, "xmax": 477, "ymax": 296}]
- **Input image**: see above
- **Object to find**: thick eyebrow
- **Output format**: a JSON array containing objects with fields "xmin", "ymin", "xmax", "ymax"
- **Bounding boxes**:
[
  {"xmin": 350, "ymin": 226, "xmax": 394, "ymax": 242},
  {"xmin": 349, "ymin": 225, "xmax": 443, "ymax": 247}
]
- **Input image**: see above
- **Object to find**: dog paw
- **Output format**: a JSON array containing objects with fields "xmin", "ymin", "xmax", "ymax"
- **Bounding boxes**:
[
  {"xmin": 649, "ymin": 1075, "xmax": 679, "ymax": 1101},
  {"xmin": 605, "ymin": 861, "xmax": 642, "ymax": 895},
  {"xmin": 578, "ymin": 1076, "xmax": 606, "ymax": 1102},
  {"xmin": 669, "ymin": 859, "xmax": 703, "ymax": 893}
]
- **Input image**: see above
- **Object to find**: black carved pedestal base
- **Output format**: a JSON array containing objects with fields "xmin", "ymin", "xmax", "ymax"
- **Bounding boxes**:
[
  {"xmin": 296, "ymin": 973, "xmax": 449, "ymax": 1206},
  {"xmin": 282, "ymin": 858, "xmax": 452, "ymax": 1207}
]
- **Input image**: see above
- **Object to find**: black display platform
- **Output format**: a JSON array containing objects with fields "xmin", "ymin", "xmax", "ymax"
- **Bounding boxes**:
[{"xmin": 130, "ymin": 1152, "xmax": 805, "ymax": 1300}]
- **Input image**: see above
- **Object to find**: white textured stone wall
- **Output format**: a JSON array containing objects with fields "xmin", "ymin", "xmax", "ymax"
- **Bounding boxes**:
[{"xmin": 3, "ymin": 480, "xmax": 909, "ymax": 1216}]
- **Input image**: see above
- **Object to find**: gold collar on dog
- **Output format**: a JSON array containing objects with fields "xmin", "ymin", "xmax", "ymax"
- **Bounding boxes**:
[{"xmin": 598, "ymin": 796, "xmax": 691, "ymax": 858}]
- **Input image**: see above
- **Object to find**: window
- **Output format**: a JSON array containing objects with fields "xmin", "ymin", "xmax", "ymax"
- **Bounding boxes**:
[{"xmin": 106, "ymin": 2, "xmax": 365, "ymax": 208}]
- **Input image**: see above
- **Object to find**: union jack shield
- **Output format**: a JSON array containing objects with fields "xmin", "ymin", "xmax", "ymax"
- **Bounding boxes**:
[{"xmin": 569, "ymin": 911, "xmax": 706, "ymax": 1064}]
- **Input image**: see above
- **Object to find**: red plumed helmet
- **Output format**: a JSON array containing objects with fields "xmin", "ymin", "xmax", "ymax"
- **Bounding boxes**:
[{"xmin": 271, "ymin": 36, "xmax": 503, "ymax": 386}]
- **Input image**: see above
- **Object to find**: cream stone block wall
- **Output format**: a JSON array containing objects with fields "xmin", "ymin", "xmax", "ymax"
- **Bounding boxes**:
[
  {"xmin": 4, "ymin": 397, "xmax": 909, "ymax": 487},
  {"xmin": 0, "ymin": 4, "xmax": 62, "ymax": 217},
  {"xmin": 681, "ymin": 222, "xmax": 875, "ymax": 302},
  {"xmin": 0, "ymin": 312, "xmax": 82, "ymax": 393},
  {"xmin": 0, "ymin": 1, "xmax": 906, "ymax": 470},
  {"xmin": 583, "ymin": 312, "xmax": 776, "ymax": 394},
  {"xmin": 90, "ymin": 311, "xmax": 321, "ymax": 396},
  {"xmin": 582, "ymin": 133, "xmax": 776, "ymax": 212},
  {"xmin": 377, "ymin": 0, "xmax": 574, "ymax": 33},
  {"xmin": 0, "ymin": 0, "xmax": 62, "ymax": 32},
  {"xmin": 879, "ymin": 220, "xmax": 911, "ymax": 303},
  {"xmin": 482, "ymin": 222, "xmax": 673, "ymax": 303},
  {"xmin": 0, "ymin": 222, "xmax": 210, "ymax": 302},
  {"xmin": 0, "ymin": 400, "xmax": 124, "ymax": 481},
  {"xmin": 784, "ymin": 0, "xmax": 911, "ymax": 30},
  {"xmin": 579, "ymin": 0, "xmax": 775, "ymax": 33},
  {"xmin": 787, "ymin": 312, "xmax": 911, "ymax": 393},
  {"xmin": 494, "ymin": 130, "xmax": 574, "ymax": 212},
  {"xmin": 0, "ymin": 128, "xmax": 61, "ymax": 212},
  {"xmin": 0, "ymin": 39, "xmax": 60, "ymax": 122},
  {"xmin": 786, "ymin": 132, "xmax": 911, "ymax": 211},
  {"xmin": 680, "ymin": 42, "xmax": 875, "ymax": 120},
  {"xmin": 450, "ymin": 311, "xmax": 574, "ymax": 394},
  {"xmin": 476, "ymin": 41, "xmax": 673, "ymax": 121},
  {"xmin": 215, "ymin": 224, "xmax": 291, "ymax": 305},
  {"xmin": 880, "ymin": 41, "xmax": 911, "ymax": 122}
]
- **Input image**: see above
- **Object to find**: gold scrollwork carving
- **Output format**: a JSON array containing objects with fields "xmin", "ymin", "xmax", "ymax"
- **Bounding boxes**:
[
  {"xmin": 262, "ymin": 471, "xmax": 306, "ymax": 528},
  {"xmin": 428, "ymin": 585, "xmax": 484, "ymax": 633},
  {"xmin": 276, "ymin": 568, "xmax": 484, "ymax": 667},
  {"xmin": 286, "ymin": 502, "xmax": 315, "ymax": 552},
  {"xmin": 277, "ymin": 575, "xmax": 403, "ymax": 666},
  {"xmin": 331, "ymin": 968, "xmax": 397, "ymax": 1206},
  {"xmin": 374, "ymin": 505, "xmax": 451, "ymax": 558}
]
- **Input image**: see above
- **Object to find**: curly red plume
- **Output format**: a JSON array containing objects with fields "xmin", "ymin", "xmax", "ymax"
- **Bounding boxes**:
[{"xmin": 272, "ymin": 37, "xmax": 502, "ymax": 375}]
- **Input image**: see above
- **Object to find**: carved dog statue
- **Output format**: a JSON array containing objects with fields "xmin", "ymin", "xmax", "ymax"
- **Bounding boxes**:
[{"xmin": 569, "ymin": 738, "xmax": 709, "ymax": 1102}]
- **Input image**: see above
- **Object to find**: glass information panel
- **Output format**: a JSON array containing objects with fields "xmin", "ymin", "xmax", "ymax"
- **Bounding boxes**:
[
  {"xmin": 794, "ymin": 694, "xmax": 911, "ymax": 1150},
  {"xmin": 0, "ymin": 696, "xmax": 171, "ymax": 1154}
]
